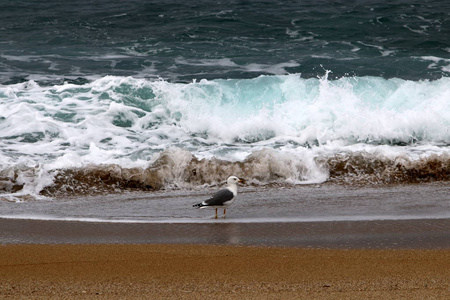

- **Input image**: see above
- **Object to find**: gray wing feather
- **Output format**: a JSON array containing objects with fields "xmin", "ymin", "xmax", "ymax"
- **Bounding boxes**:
[{"xmin": 204, "ymin": 189, "xmax": 234, "ymax": 206}]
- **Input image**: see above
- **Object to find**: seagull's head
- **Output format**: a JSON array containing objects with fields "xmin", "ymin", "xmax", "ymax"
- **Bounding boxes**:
[{"xmin": 227, "ymin": 176, "xmax": 246, "ymax": 185}]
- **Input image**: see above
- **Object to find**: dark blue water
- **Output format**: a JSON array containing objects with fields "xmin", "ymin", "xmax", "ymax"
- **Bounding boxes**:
[{"xmin": 1, "ymin": 0, "xmax": 449, "ymax": 84}]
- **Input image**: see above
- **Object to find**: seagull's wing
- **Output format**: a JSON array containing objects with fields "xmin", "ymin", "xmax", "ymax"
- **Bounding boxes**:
[{"xmin": 203, "ymin": 188, "xmax": 234, "ymax": 206}]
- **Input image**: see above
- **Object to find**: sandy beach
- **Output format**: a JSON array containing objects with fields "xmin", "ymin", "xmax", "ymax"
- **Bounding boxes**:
[
  {"xmin": 0, "ymin": 244, "xmax": 449, "ymax": 299},
  {"xmin": 1, "ymin": 183, "xmax": 449, "ymax": 298},
  {"xmin": 1, "ymin": 216, "xmax": 450, "ymax": 299}
]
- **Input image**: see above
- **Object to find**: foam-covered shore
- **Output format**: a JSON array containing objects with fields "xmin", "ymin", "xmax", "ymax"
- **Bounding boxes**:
[
  {"xmin": 46, "ymin": 148, "xmax": 450, "ymax": 194},
  {"xmin": 1, "ymin": 146, "xmax": 449, "ymax": 199}
]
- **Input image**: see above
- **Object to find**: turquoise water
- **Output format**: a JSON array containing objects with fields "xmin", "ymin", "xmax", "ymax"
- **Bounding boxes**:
[{"xmin": 0, "ymin": 0, "xmax": 449, "ymax": 199}]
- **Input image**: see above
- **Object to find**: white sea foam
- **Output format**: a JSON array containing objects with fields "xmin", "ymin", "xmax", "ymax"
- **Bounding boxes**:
[
  {"xmin": 174, "ymin": 57, "xmax": 238, "ymax": 67},
  {"xmin": 1, "ymin": 74, "xmax": 449, "ymax": 197},
  {"xmin": 418, "ymin": 56, "xmax": 450, "ymax": 73}
]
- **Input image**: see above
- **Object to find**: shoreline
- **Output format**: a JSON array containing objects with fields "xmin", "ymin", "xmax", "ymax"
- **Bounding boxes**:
[
  {"xmin": 2, "ymin": 208, "xmax": 449, "ymax": 298},
  {"xmin": 2, "ymin": 181, "xmax": 449, "ymax": 229},
  {"xmin": 1, "ymin": 217, "xmax": 449, "ymax": 248}
]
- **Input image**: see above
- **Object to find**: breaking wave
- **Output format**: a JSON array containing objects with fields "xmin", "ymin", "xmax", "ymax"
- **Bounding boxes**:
[
  {"xmin": 1, "ymin": 147, "xmax": 449, "ymax": 200},
  {"xmin": 1, "ymin": 74, "xmax": 450, "ymax": 199}
]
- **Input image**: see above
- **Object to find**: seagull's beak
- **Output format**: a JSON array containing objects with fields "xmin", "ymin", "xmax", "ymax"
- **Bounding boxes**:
[{"xmin": 238, "ymin": 178, "xmax": 246, "ymax": 184}]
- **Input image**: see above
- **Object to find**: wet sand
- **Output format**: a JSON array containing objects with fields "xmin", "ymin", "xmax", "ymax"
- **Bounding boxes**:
[
  {"xmin": 1, "ymin": 218, "xmax": 450, "ymax": 248},
  {"xmin": 1, "ymin": 244, "xmax": 449, "ymax": 299},
  {"xmin": 1, "ymin": 218, "xmax": 450, "ymax": 299}
]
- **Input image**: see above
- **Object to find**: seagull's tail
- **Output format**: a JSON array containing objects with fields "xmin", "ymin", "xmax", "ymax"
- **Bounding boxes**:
[{"xmin": 193, "ymin": 203, "xmax": 204, "ymax": 209}]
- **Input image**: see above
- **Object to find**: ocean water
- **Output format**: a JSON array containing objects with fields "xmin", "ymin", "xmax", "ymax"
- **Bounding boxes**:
[{"xmin": 1, "ymin": 0, "xmax": 450, "ymax": 201}]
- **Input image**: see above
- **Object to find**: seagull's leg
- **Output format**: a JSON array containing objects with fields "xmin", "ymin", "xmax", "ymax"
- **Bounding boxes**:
[
  {"xmin": 223, "ymin": 209, "xmax": 227, "ymax": 218},
  {"xmin": 215, "ymin": 208, "xmax": 218, "ymax": 219}
]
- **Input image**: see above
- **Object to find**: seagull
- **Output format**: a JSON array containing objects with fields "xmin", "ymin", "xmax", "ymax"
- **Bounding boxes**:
[{"xmin": 193, "ymin": 176, "xmax": 246, "ymax": 219}]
